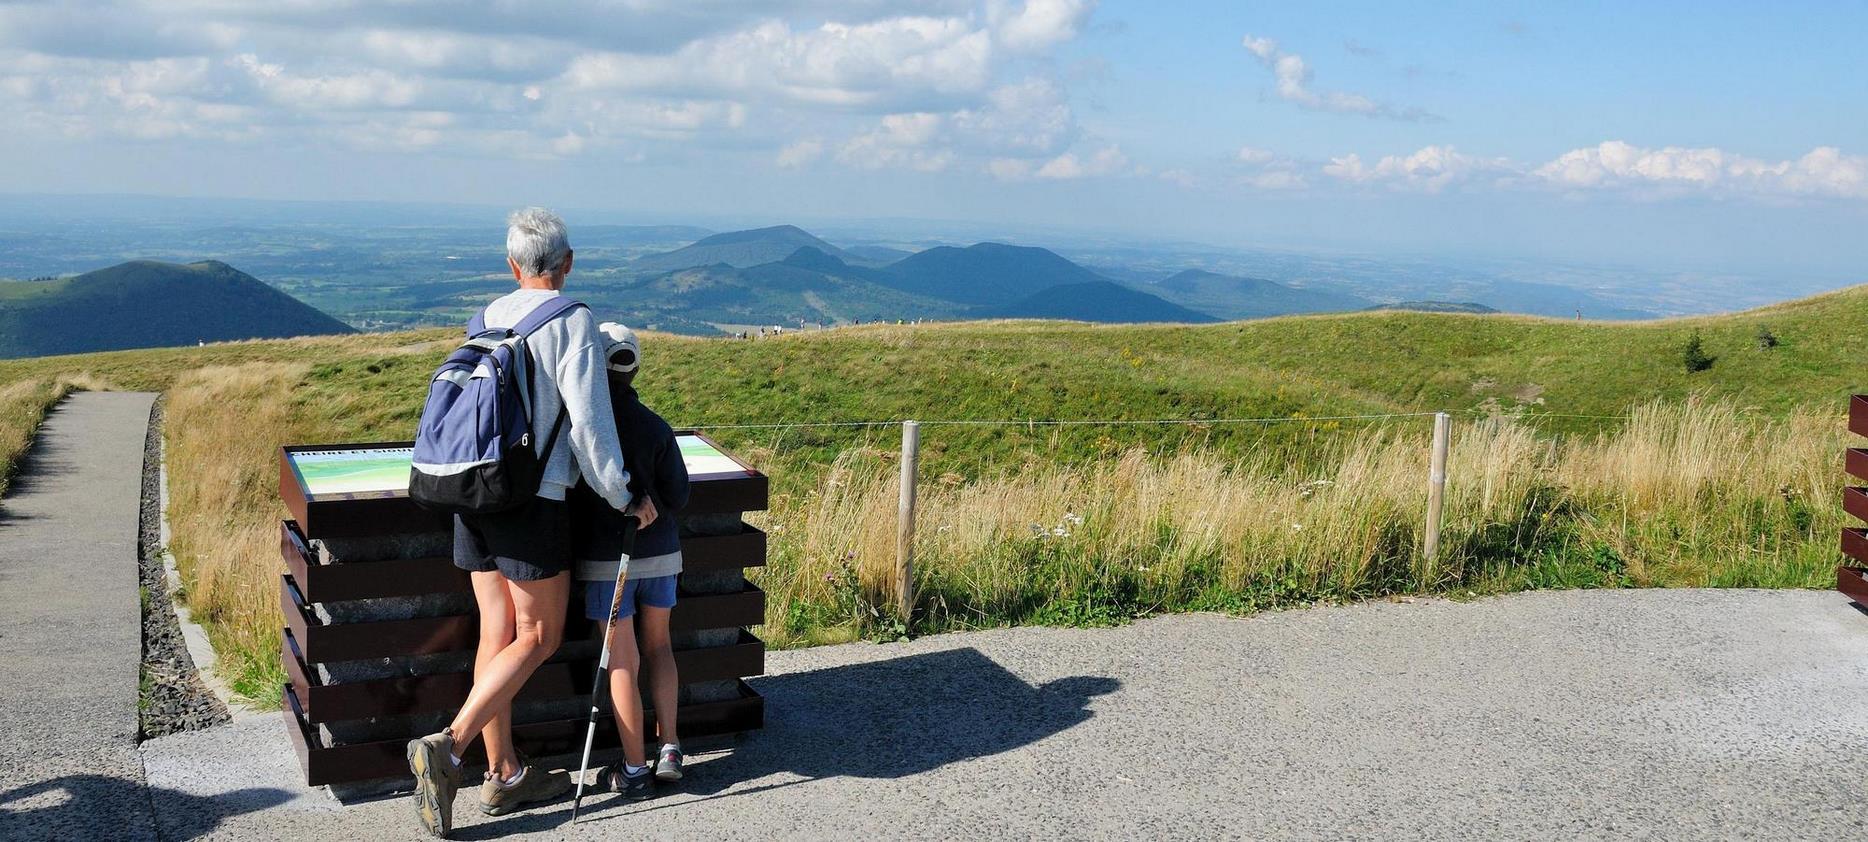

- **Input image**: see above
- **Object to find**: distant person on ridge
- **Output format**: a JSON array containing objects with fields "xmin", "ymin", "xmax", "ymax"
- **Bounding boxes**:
[
  {"xmin": 406, "ymin": 208, "xmax": 656, "ymax": 838},
  {"xmin": 570, "ymin": 323, "xmax": 692, "ymax": 798}
]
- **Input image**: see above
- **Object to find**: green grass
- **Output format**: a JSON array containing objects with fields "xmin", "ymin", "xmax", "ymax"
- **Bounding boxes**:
[{"xmin": 1, "ymin": 287, "xmax": 1864, "ymax": 704}]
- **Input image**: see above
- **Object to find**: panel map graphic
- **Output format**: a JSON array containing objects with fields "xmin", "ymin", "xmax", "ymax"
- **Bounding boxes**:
[{"xmin": 287, "ymin": 435, "xmax": 748, "ymax": 499}]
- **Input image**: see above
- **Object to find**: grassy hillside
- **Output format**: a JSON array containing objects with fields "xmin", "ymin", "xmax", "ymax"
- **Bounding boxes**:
[
  {"xmin": 1, "ymin": 287, "xmax": 1863, "ymax": 703},
  {"xmin": 0, "ymin": 260, "xmax": 354, "ymax": 358}
]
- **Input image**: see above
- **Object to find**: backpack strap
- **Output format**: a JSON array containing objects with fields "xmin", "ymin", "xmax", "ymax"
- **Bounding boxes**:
[
  {"xmin": 466, "ymin": 296, "xmax": 583, "ymax": 338},
  {"xmin": 514, "ymin": 296, "xmax": 585, "ymax": 467},
  {"xmin": 512, "ymin": 296, "xmax": 586, "ymax": 338}
]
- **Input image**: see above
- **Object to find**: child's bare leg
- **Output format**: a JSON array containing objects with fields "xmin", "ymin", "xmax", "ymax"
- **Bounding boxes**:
[
  {"xmin": 636, "ymin": 604, "xmax": 679, "ymax": 746},
  {"xmin": 604, "ymin": 616, "xmax": 647, "ymax": 768}
]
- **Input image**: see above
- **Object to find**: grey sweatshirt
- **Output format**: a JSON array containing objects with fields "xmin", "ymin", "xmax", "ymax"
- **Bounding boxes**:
[{"xmin": 479, "ymin": 288, "xmax": 633, "ymax": 510}]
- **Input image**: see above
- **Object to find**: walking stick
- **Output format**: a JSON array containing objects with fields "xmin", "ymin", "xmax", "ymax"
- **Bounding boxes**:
[{"xmin": 570, "ymin": 516, "xmax": 638, "ymax": 823}]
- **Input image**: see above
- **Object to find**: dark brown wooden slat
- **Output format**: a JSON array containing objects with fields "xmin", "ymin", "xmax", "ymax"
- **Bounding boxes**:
[
  {"xmin": 1854, "ymin": 396, "xmax": 1868, "ymax": 439},
  {"xmin": 286, "ymin": 628, "xmax": 764, "ymax": 723},
  {"xmin": 280, "ymin": 520, "xmax": 466, "ymax": 602},
  {"xmin": 1850, "ymin": 449, "xmax": 1868, "ymax": 483},
  {"xmin": 683, "ymin": 526, "xmax": 769, "ymax": 573},
  {"xmin": 1838, "ymin": 566, "xmax": 1868, "ymax": 607},
  {"xmin": 282, "ymin": 575, "xmax": 477, "ymax": 663},
  {"xmin": 282, "ymin": 574, "xmax": 766, "ymax": 662},
  {"xmin": 280, "ymin": 520, "xmax": 767, "ymax": 602},
  {"xmin": 284, "ymin": 681, "xmax": 763, "ymax": 787},
  {"xmin": 1848, "ymin": 488, "xmax": 1868, "ymax": 525},
  {"xmin": 1844, "ymin": 528, "xmax": 1868, "ymax": 565}
]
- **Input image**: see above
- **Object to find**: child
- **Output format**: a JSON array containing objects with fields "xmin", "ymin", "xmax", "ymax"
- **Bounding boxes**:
[{"xmin": 570, "ymin": 322, "xmax": 691, "ymax": 799}]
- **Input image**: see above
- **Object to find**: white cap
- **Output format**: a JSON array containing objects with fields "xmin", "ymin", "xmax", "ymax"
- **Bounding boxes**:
[{"xmin": 598, "ymin": 322, "xmax": 639, "ymax": 373}]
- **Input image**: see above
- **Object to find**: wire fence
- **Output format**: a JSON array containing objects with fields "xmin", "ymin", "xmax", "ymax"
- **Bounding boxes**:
[{"xmin": 681, "ymin": 409, "xmax": 1632, "ymax": 432}]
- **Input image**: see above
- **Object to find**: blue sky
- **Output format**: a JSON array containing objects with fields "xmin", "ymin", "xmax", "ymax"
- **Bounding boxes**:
[{"xmin": 2, "ymin": 1, "xmax": 1863, "ymax": 278}]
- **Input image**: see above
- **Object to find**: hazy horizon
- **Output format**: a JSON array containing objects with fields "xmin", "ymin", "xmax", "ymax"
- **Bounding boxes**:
[{"xmin": 2, "ymin": 1, "xmax": 1863, "ymax": 283}]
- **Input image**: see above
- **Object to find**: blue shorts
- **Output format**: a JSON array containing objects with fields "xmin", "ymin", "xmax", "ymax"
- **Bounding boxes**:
[{"xmin": 584, "ymin": 574, "xmax": 678, "ymax": 621}]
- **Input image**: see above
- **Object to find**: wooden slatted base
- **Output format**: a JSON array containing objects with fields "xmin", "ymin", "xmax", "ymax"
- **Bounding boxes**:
[
  {"xmin": 280, "ymin": 574, "xmax": 765, "ymax": 662},
  {"xmin": 282, "ymin": 680, "xmax": 764, "ymax": 787},
  {"xmin": 279, "ymin": 520, "xmax": 767, "ymax": 603},
  {"xmin": 283, "ymin": 628, "xmax": 764, "ymax": 723},
  {"xmin": 1846, "ymin": 488, "xmax": 1868, "ymax": 525},
  {"xmin": 1838, "ymin": 566, "xmax": 1868, "ymax": 608}
]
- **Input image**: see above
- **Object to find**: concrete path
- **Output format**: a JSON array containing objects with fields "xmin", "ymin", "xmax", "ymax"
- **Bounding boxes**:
[
  {"xmin": 141, "ymin": 589, "xmax": 1868, "ymax": 841},
  {"xmin": 0, "ymin": 392, "xmax": 162, "ymax": 841}
]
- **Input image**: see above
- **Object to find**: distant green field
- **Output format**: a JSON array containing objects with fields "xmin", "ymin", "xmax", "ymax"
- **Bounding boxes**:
[{"xmin": 1, "ymin": 288, "xmax": 1862, "ymax": 702}]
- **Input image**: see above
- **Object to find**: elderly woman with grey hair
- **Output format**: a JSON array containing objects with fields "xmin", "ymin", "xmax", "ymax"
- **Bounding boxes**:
[{"xmin": 406, "ymin": 208, "xmax": 656, "ymax": 837}]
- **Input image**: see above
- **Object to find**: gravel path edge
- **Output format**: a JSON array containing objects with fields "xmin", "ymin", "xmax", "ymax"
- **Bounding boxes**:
[{"xmin": 138, "ymin": 397, "xmax": 234, "ymax": 738}]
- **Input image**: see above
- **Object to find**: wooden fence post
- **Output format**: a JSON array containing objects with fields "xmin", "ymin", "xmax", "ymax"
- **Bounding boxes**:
[
  {"xmin": 1423, "ymin": 412, "xmax": 1451, "ymax": 568},
  {"xmin": 896, "ymin": 420, "xmax": 920, "ymax": 622}
]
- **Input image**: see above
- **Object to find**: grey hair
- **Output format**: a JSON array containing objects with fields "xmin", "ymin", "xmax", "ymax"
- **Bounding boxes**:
[{"xmin": 505, "ymin": 207, "xmax": 571, "ymax": 278}]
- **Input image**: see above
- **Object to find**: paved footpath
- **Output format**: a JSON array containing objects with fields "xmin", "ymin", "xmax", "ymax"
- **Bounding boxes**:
[
  {"xmin": 145, "ymin": 589, "xmax": 1868, "ymax": 841},
  {"xmin": 0, "ymin": 392, "xmax": 161, "ymax": 841}
]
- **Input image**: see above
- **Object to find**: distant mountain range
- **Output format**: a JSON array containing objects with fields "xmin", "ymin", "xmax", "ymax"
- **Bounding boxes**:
[
  {"xmin": 1146, "ymin": 269, "xmax": 1369, "ymax": 320},
  {"xmin": 612, "ymin": 228, "xmax": 1345, "ymax": 330},
  {"xmin": 987, "ymin": 281, "xmax": 1217, "ymax": 323},
  {"xmin": 2, "ymin": 225, "xmax": 1656, "ymax": 355},
  {"xmin": 0, "ymin": 260, "xmax": 352, "ymax": 358},
  {"xmin": 629, "ymin": 225, "xmax": 853, "ymax": 272}
]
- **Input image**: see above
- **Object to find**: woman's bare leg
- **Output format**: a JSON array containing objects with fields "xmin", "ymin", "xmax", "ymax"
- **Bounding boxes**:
[
  {"xmin": 636, "ymin": 605, "xmax": 679, "ymax": 748},
  {"xmin": 468, "ymin": 571, "xmax": 521, "ymax": 780},
  {"xmin": 604, "ymin": 617, "xmax": 647, "ymax": 768},
  {"xmin": 448, "ymin": 572, "xmax": 570, "ymax": 750}
]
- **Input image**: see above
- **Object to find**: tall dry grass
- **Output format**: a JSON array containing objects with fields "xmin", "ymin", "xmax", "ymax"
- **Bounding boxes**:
[
  {"xmin": 163, "ymin": 362, "xmax": 310, "ymax": 699},
  {"xmin": 756, "ymin": 400, "xmax": 1845, "ymax": 645},
  {"xmin": 154, "ymin": 374, "xmax": 1846, "ymax": 698}
]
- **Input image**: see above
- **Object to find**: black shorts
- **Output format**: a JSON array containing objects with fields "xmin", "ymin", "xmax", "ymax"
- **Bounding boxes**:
[{"xmin": 453, "ymin": 497, "xmax": 572, "ymax": 581}]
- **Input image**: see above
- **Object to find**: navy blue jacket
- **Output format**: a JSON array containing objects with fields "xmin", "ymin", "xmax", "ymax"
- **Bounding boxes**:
[{"xmin": 571, "ymin": 384, "xmax": 689, "ymax": 567}]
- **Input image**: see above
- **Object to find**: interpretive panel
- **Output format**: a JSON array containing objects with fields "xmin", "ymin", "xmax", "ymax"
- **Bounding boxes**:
[
  {"xmin": 283, "ymin": 434, "xmax": 754, "ymax": 500},
  {"xmin": 286, "ymin": 445, "xmax": 414, "ymax": 499}
]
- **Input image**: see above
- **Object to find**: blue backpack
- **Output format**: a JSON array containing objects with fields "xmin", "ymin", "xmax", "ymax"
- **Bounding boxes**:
[{"xmin": 409, "ymin": 297, "xmax": 584, "ymax": 514}]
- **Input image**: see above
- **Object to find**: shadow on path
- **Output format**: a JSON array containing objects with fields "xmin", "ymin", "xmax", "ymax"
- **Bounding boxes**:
[
  {"xmin": 0, "ymin": 774, "xmax": 291, "ymax": 842},
  {"xmin": 457, "ymin": 647, "xmax": 1117, "ymax": 838}
]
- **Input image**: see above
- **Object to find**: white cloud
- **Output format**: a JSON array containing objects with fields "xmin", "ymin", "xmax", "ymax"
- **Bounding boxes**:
[
  {"xmin": 777, "ymin": 138, "xmax": 826, "ymax": 168},
  {"xmin": 950, "ymin": 77, "xmax": 1077, "ymax": 154},
  {"xmin": 1241, "ymin": 34, "xmax": 1437, "ymax": 122},
  {"xmin": 1034, "ymin": 145, "xmax": 1128, "ymax": 179},
  {"xmin": 565, "ymin": 17, "xmax": 995, "ymax": 110},
  {"xmin": 837, "ymin": 112, "xmax": 955, "ymax": 171},
  {"xmin": 1533, "ymin": 141, "xmax": 1868, "ymax": 200},
  {"xmin": 1323, "ymin": 145, "xmax": 1504, "ymax": 192},
  {"xmin": 986, "ymin": 144, "xmax": 1127, "ymax": 180},
  {"xmin": 1236, "ymin": 145, "xmax": 1275, "ymax": 164},
  {"xmin": 1243, "ymin": 170, "xmax": 1307, "ymax": 190},
  {"xmin": 0, "ymin": 1, "xmax": 1098, "ymax": 169},
  {"xmin": 989, "ymin": 0, "xmax": 1098, "ymax": 52}
]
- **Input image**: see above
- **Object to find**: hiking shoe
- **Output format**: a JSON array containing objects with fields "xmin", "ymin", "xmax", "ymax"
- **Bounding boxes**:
[
  {"xmin": 655, "ymin": 745, "xmax": 684, "ymax": 782},
  {"xmin": 406, "ymin": 729, "xmax": 465, "ymax": 838},
  {"xmin": 602, "ymin": 762, "xmax": 654, "ymax": 800},
  {"xmin": 478, "ymin": 760, "xmax": 572, "ymax": 817}
]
